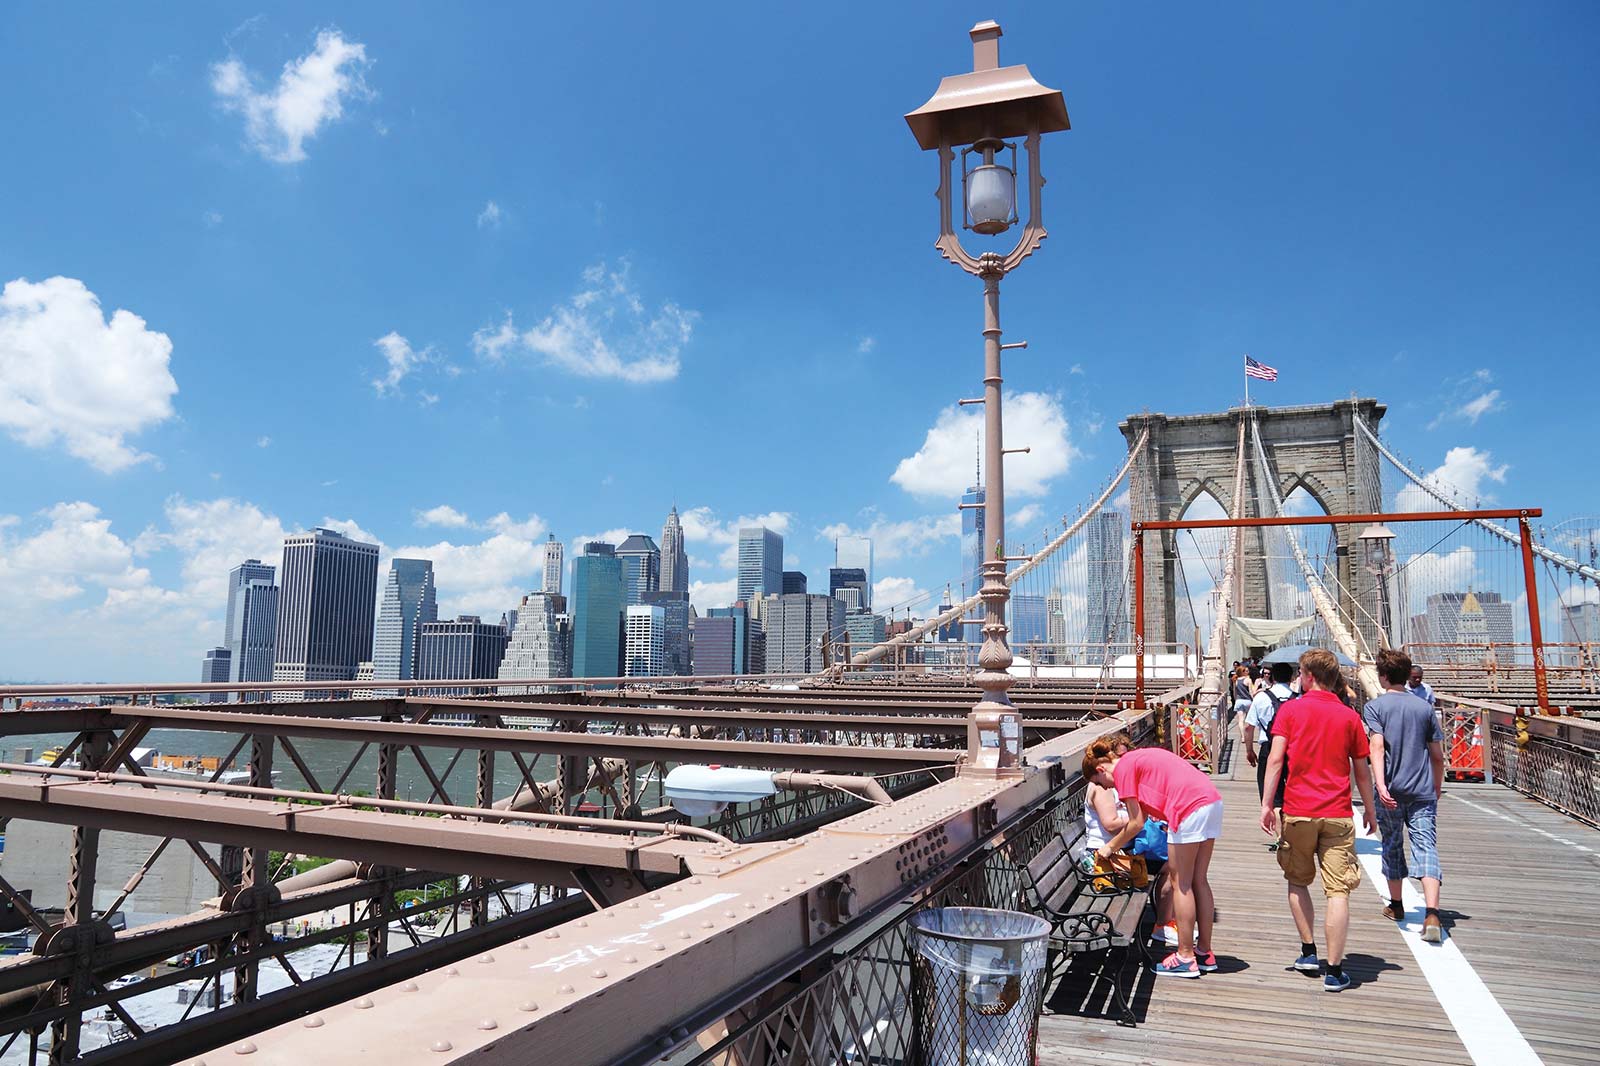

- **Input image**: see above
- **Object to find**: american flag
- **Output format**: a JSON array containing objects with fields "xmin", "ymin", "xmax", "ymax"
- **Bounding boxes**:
[{"xmin": 1244, "ymin": 356, "xmax": 1278, "ymax": 382}]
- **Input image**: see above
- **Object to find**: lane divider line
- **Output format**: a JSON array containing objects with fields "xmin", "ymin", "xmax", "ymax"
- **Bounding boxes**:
[{"xmin": 1446, "ymin": 792, "xmax": 1595, "ymax": 855}]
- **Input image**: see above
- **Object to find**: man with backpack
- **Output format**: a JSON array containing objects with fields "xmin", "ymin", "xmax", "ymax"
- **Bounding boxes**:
[{"xmin": 1244, "ymin": 660, "xmax": 1297, "ymax": 837}]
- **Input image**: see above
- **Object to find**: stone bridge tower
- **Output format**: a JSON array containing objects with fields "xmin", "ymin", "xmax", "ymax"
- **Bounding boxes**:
[{"xmin": 1120, "ymin": 399, "xmax": 1386, "ymax": 653}]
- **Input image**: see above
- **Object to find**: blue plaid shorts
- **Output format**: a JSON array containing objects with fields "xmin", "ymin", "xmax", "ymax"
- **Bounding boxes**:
[{"xmin": 1376, "ymin": 797, "xmax": 1441, "ymax": 883}]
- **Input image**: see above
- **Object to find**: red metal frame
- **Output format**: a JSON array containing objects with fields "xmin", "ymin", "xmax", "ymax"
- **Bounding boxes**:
[{"xmin": 1131, "ymin": 508, "xmax": 1548, "ymax": 710}]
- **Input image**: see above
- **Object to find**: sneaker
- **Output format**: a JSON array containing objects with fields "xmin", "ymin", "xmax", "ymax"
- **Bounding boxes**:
[
  {"xmin": 1421, "ymin": 914, "xmax": 1444, "ymax": 943},
  {"xmin": 1381, "ymin": 901, "xmax": 1405, "ymax": 922},
  {"xmin": 1151, "ymin": 952, "xmax": 1200, "ymax": 979},
  {"xmin": 1293, "ymin": 952, "xmax": 1321, "ymax": 973},
  {"xmin": 1197, "ymin": 951, "xmax": 1218, "ymax": 973},
  {"xmin": 1323, "ymin": 971, "xmax": 1352, "ymax": 993}
]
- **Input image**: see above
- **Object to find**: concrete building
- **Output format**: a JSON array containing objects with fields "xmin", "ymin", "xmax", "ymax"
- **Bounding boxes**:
[
  {"xmin": 624, "ymin": 604, "xmax": 667, "ymax": 677},
  {"xmin": 571, "ymin": 542, "xmax": 624, "ymax": 681},
  {"xmin": 1046, "ymin": 587, "xmax": 1067, "ymax": 657},
  {"xmin": 542, "ymin": 533, "xmax": 563, "ymax": 597},
  {"xmin": 1418, "ymin": 590, "xmax": 1516, "ymax": 659},
  {"xmin": 371, "ymin": 559, "xmax": 437, "ymax": 693},
  {"xmin": 200, "ymin": 647, "xmax": 231, "ymax": 702},
  {"xmin": 616, "ymin": 534, "xmax": 662, "ymax": 607},
  {"xmin": 936, "ymin": 584, "xmax": 962, "ymax": 643},
  {"xmin": 706, "ymin": 605, "xmax": 753, "ymax": 675},
  {"xmin": 224, "ymin": 560, "xmax": 278, "ymax": 694},
  {"xmin": 737, "ymin": 527, "xmax": 783, "ymax": 604},
  {"xmin": 642, "ymin": 589, "xmax": 691, "ymax": 676},
  {"xmin": 843, "ymin": 610, "xmax": 887, "ymax": 668},
  {"xmin": 693, "ymin": 616, "xmax": 736, "ymax": 676},
  {"xmin": 834, "ymin": 535, "xmax": 874, "ymax": 609},
  {"xmin": 272, "ymin": 528, "xmax": 380, "ymax": 699},
  {"xmin": 762, "ymin": 593, "xmax": 844, "ymax": 675},
  {"xmin": 417, "ymin": 616, "xmax": 508, "ymax": 696},
  {"xmin": 782, "ymin": 571, "xmax": 808, "ymax": 595},
  {"xmin": 660, "ymin": 506, "xmax": 689, "ymax": 594},
  {"xmin": 829, "ymin": 567, "xmax": 869, "ymax": 613},
  {"xmin": 1086, "ymin": 510, "xmax": 1129, "ymax": 646},
  {"xmin": 498, "ymin": 592, "xmax": 570, "ymax": 688}
]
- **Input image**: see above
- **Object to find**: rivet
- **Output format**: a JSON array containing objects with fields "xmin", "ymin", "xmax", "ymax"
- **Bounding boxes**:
[
  {"xmin": 477, "ymin": 1018, "xmax": 498, "ymax": 1031},
  {"xmin": 622, "ymin": 953, "xmax": 638, "ymax": 963},
  {"xmin": 302, "ymin": 1016, "xmax": 324, "ymax": 1028},
  {"xmin": 626, "ymin": 901, "xmax": 639, "ymax": 908},
  {"xmin": 545, "ymin": 931, "xmax": 561, "ymax": 939},
  {"xmin": 649, "ymin": 893, "xmax": 662, "ymax": 900},
  {"xmin": 558, "ymin": 983, "xmax": 575, "ymax": 994},
  {"xmin": 477, "ymin": 954, "xmax": 495, "ymax": 964},
  {"xmin": 690, "ymin": 877, "xmax": 702, "ymax": 885},
  {"xmin": 515, "ymin": 941, "xmax": 529, "ymax": 950},
  {"xmin": 354, "ymin": 997, "xmax": 374, "ymax": 1010},
  {"xmin": 678, "ymin": 930, "xmax": 692, "ymax": 939},
  {"xmin": 814, "ymin": 869, "xmax": 825, "ymax": 876},
  {"xmin": 233, "ymin": 1042, "xmax": 257, "ymax": 1055},
  {"xmin": 443, "ymin": 967, "xmax": 460, "ymax": 977},
  {"xmin": 744, "ymin": 902, "xmax": 757, "ymax": 910},
  {"xmin": 848, "ymin": 853, "xmax": 858, "ymax": 860},
  {"xmin": 723, "ymin": 910, "xmax": 736, "ymax": 918},
  {"xmin": 402, "ymin": 981, "xmax": 419, "ymax": 992},
  {"xmin": 518, "ymin": 1000, "xmax": 540, "ymax": 1012},
  {"xmin": 430, "ymin": 1040, "xmax": 453, "ymax": 1053},
  {"xmin": 651, "ymin": 941, "xmax": 666, "ymax": 951},
  {"xmin": 591, "ymin": 968, "xmax": 608, "ymax": 978},
  {"xmin": 701, "ymin": 920, "xmax": 715, "ymax": 929},
  {"xmin": 577, "ymin": 920, "xmax": 590, "ymax": 928}
]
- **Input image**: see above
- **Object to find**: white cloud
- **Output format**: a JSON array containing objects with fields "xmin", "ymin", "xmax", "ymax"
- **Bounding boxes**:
[
  {"xmin": 856, "ymin": 336, "xmax": 876, "ymax": 354},
  {"xmin": 0, "ymin": 502, "xmax": 152, "ymax": 606},
  {"xmin": 203, "ymin": 209, "xmax": 224, "ymax": 227},
  {"xmin": 0, "ymin": 276, "xmax": 177, "ymax": 472},
  {"xmin": 689, "ymin": 578, "xmax": 738, "ymax": 615},
  {"xmin": 390, "ymin": 532, "xmax": 544, "ymax": 620},
  {"xmin": 818, "ymin": 512, "xmax": 959, "ymax": 564},
  {"xmin": 471, "ymin": 260, "xmax": 696, "ymax": 384},
  {"xmin": 1395, "ymin": 446, "xmax": 1509, "ymax": 511},
  {"xmin": 1012, "ymin": 503, "xmax": 1045, "ymax": 531},
  {"xmin": 873, "ymin": 576, "xmax": 931, "ymax": 613},
  {"xmin": 256, "ymin": 435, "xmax": 272, "ymax": 448},
  {"xmin": 372, "ymin": 331, "xmax": 429, "ymax": 395},
  {"xmin": 678, "ymin": 508, "xmax": 793, "ymax": 569},
  {"xmin": 1400, "ymin": 544, "xmax": 1478, "ymax": 616},
  {"xmin": 1457, "ymin": 389, "xmax": 1503, "ymax": 424},
  {"xmin": 154, "ymin": 497, "xmax": 288, "ymax": 607},
  {"xmin": 211, "ymin": 30, "xmax": 372, "ymax": 164},
  {"xmin": 477, "ymin": 200, "xmax": 503, "ymax": 229},
  {"xmin": 416, "ymin": 504, "xmax": 472, "ymax": 528},
  {"xmin": 1427, "ymin": 369, "xmax": 1507, "ymax": 429},
  {"xmin": 891, "ymin": 391, "xmax": 1079, "ymax": 500},
  {"xmin": 318, "ymin": 516, "xmax": 385, "ymax": 550},
  {"xmin": 484, "ymin": 512, "xmax": 546, "ymax": 540}
]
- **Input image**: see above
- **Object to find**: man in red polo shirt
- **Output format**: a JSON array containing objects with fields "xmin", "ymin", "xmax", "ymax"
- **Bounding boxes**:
[{"xmin": 1259, "ymin": 648, "xmax": 1378, "ymax": 992}]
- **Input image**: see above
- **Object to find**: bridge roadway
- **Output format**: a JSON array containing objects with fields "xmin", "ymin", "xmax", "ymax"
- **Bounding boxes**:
[{"xmin": 1038, "ymin": 768, "xmax": 1600, "ymax": 1066}]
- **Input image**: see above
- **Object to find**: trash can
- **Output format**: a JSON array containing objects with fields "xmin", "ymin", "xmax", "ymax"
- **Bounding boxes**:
[{"xmin": 910, "ymin": 906, "xmax": 1051, "ymax": 1066}]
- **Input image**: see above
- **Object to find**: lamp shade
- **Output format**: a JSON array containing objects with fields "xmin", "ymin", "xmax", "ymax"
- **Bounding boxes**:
[{"xmin": 966, "ymin": 163, "xmax": 1015, "ymax": 234}]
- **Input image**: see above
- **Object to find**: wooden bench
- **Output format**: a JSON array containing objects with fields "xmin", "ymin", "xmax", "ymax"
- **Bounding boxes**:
[{"xmin": 1017, "ymin": 808, "xmax": 1152, "ymax": 1026}]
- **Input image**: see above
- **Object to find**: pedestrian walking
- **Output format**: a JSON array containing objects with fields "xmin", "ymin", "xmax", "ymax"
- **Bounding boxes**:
[
  {"xmin": 1244, "ymin": 660, "xmax": 1295, "ymax": 845},
  {"xmin": 1259, "ymin": 648, "xmax": 1379, "ymax": 992},
  {"xmin": 1406, "ymin": 666, "xmax": 1436, "ymax": 708},
  {"xmin": 1364, "ymin": 648, "xmax": 1447, "ymax": 942}
]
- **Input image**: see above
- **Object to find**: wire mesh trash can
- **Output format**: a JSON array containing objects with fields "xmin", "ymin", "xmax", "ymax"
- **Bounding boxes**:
[{"xmin": 910, "ymin": 906, "xmax": 1051, "ymax": 1066}]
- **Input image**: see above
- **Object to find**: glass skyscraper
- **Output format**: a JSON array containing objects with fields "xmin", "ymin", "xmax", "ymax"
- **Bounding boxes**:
[
  {"xmin": 1010, "ymin": 593, "xmax": 1050, "ymax": 649},
  {"xmin": 372, "ymin": 558, "xmax": 438, "ymax": 692},
  {"xmin": 416, "ymin": 616, "xmax": 508, "ymax": 697},
  {"xmin": 200, "ymin": 646, "xmax": 231, "ymax": 702},
  {"xmin": 571, "ymin": 542, "xmax": 624, "ymax": 681},
  {"xmin": 642, "ymin": 589, "xmax": 690, "ymax": 676},
  {"xmin": 1086, "ymin": 510, "xmax": 1130, "ymax": 646},
  {"xmin": 616, "ymin": 534, "xmax": 662, "ymax": 607},
  {"xmin": 737, "ymin": 527, "xmax": 783, "ymax": 604},
  {"xmin": 272, "ymin": 528, "xmax": 380, "ymax": 699},
  {"xmin": 706, "ymin": 605, "xmax": 751, "ymax": 674},
  {"xmin": 224, "ymin": 558, "xmax": 278, "ymax": 695}
]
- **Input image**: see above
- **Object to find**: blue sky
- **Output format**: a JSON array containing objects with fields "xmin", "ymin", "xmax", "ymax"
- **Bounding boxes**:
[{"xmin": 2, "ymin": 3, "xmax": 1595, "ymax": 681}]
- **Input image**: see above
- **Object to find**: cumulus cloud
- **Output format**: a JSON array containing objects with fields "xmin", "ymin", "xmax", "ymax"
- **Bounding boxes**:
[
  {"xmin": 0, "ymin": 502, "xmax": 152, "ymax": 605},
  {"xmin": 211, "ymin": 30, "xmax": 372, "ymax": 163},
  {"xmin": 678, "ymin": 507, "xmax": 793, "ymax": 569},
  {"xmin": 1395, "ymin": 446, "xmax": 1508, "ymax": 511},
  {"xmin": 1400, "ymin": 544, "xmax": 1478, "ymax": 616},
  {"xmin": 689, "ymin": 577, "xmax": 738, "ymax": 615},
  {"xmin": 477, "ymin": 200, "xmax": 503, "ymax": 229},
  {"xmin": 471, "ymin": 260, "xmax": 696, "ymax": 384},
  {"xmin": 0, "ymin": 276, "xmax": 178, "ymax": 472},
  {"xmin": 873, "ymin": 576, "xmax": 932, "ymax": 613},
  {"xmin": 372, "ymin": 332, "xmax": 429, "ymax": 395},
  {"xmin": 390, "ymin": 532, "xmax": 545, "ymax": 620},
  {"xmin": 1427, "ymin": 369, "xmax": 1506, "ymax": 430},
  {"xmin": 818, "ymin": 512, "xmax": 959, "ymax": 564},
  {"xmin": 416, "ymin": 504, "xmax": 471, "ymax": 528},
  {"xmin": 891, "ymin": 391, "xmax": 1078, "ymax": 499}
]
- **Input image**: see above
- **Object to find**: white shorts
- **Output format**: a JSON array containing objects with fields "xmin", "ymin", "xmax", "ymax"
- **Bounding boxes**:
[{"xmin": 1168, "ymin": 800, "xmax": 1224, "ymax": 845}]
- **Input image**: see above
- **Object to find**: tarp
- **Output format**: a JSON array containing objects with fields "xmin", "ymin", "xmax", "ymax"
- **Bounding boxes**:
[{"xmin": 1230, "ymin": 615, "xmax": 1314, "ymax": 651}]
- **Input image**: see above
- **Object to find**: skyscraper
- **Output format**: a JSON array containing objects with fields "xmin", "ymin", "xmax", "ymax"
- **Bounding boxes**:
[
  {"xmin": 616, "ymin": 534, "xmax": 662, "ymax": 607},
  {"xmin": 960, "ymin": 483, "xmax": 986, "ymax": 643},
  {"xmin": 782, "ymin": 571, "xmax": 808, "ymax": 595},
  {"xmin": 200, "ymin": 647, "xmax": 231, "ymax": 702},
  {"xmin": 834, "ymin": 535, "xmax": 874, "ymax": 609},
  {"xmin": 737, "ymin": 527, "xmax": 783, "ymax": 604},
  {"xmin": 1086, "ymin": 510, "xmax": 1129, "ymax": 646},
  {"xmin": 936, "ymin": 584, "xmax": 962, "ymax": 642},
  {"xmin": 843, "ymin": 610, "xmax": 887, "ymax": 668},
  {"xmin": 706, "ymin": 605, "xmax": 752, "ymax": 674},
  {"xmin": 762, "ymin": 593, "xmax": 844, "ymax": 674},
  {"xmin": 829, "ymin": 567, "xmax": 869, "ymax": 612},
  {"xmin": 624, "ymin": 604, "xmax": 667, "ymax": 677},
  {"xmin": 571, "ymin": 542, "xmax": 624, "ymax": 681},
  {"xmin": 1046, "ymin": 586, "xmax": 1067, "ymax": 659},
  {"xmin": 1561, "ymin": 602, "xmax": 1600, "ymax": 667},
  {"xmin": 498, "ymin": 591, "xmax": 570, "ymax": 687},
  {"xmin": 417, "ymin": 616, "xmax": 508, "ymax": 697},
  {"xmin": 224, "ymin": 559, "xmax": 278, "ymax": 696},
  {"xmin": 660, "ymin": 506, "xmax": 689, "ymax": 594},
  {"xmin": 642, "ymin": 589, "xmax": 691, "ymax": 676},
  {"xmin": 1422, "ymin": 590, "xmax": 1515, "ymax": 662},
  {"xmin": 542, "ymin": 534, "xmax": 563, "ymax": 597},
  {"xmin": 1010, "ymin": 593, "xmax": 1050, "ymax": 650},
  {"xmin": 371, "ymin": 559, "xmax": 438, "ymax": 692},
  {"xmin": 272, "ymin": 528, "xmax": 380, "ymax": 699},
  {"xmin": 693, "ymin": 616, "xmax": 736, "ymax": 676}
]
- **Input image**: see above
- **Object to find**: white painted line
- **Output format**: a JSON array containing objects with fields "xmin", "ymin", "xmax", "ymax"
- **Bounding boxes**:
[
  {"xmin": 1446, "ymin": 793, "xmax": 1595, "ymax": 855},
  {"xmin": 1354, "ymin": 827, "xmax": 1543, "ymax": 1066}
]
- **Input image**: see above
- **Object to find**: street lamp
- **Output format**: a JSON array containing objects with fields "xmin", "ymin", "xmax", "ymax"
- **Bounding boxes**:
[
  {"xmin": 1357, "ymin": 523, "xmax": 1398, "ymax": 648},
  {"xmin": 907, "ymin": 20, "xmax": 1069, "ymax": 776}
]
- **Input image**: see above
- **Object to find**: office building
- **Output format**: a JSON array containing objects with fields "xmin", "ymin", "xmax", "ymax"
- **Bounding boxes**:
[
  {"xmin": 417, "ymin": 616, "xmax": 508, "ymax": 697},
  {"xmin": 1418, "ymin": 590, "xmax": 1516, "ymax": 663},
  {"xmin": 737, "ymin": 527, "xmax": 783, "ymax": 604},
  {"xmin": 616, "ymin": 534, "xmax": 662, "ymax": 607},
  {"xmin": 498, "ymin": 592, "xmax": 570, "ymax": 688},
  {"xmin": 200, "ymin": 647, "xmax": 231, "ymax": 702},
  {"xmin": 272, "ymin": 528, "xmax": 380, "ymax": 698},
  {"xmin": 224, "ymin": 559, "xmax": 278, "ymax": 695},
  {"xmin": 660, "ymin": 506, "xmax": 689, "ymax": 594},
  {"xmin": 1086, "ymin": 510, "xmax": 1129, "ymax": 646},
  {"xmin": 960, "ymin": 483, "xmax": 986, "ymax": 643},
  {"xmin": 706, "ymin": 605, "xmax": 752, "ymax": 674},
  {"xmin": 829, "ymin": 567, "xmax": 868, "ymax": 613},
  {"xmin": 1010, "ymin": 593, "xmax": 1050, "ymax": 649},
  {"xmin": 1561, "ymin": 602, "xmax": 1600, "ymax": 666},
  {"xmin": 571, "ymin": 542, "xmax": 624, "ymax": 681},
  {"xmin": 1046, "ymin": 587, "xmax": 1067, "ymax": 660},
  {"xmin": 352, "ymin": 661, "xmax": 376, "ymax": 699},
  {"xmin": 642, "ymin": 589, "xmax": 691, "ymax": 675},
  {"xmin": 371, "ymin": 559, "xmax": 437, "ymax": 693},
  {"xmin": 782, "ymin": 571, "xmax": 808, "ymax": 595},
  {"xmin": 624, "ymin": 605, "xmax": 667, "ymax": 677},
  {"xmin": 693, "ymin": 616, "xmax": 736, "ymax": 675},
  {"xmin": 834, "ymin": 535, "xmax": 874, "ymax": 609},
  {"xmin": 936, "ymin": 584, "xmax": 962, "ymax": 643},
  {"xmin": 542, "ymin": 533, "xmax": 563, "ymax": 597},
  {"xmin": 762, "ymin": 593, "xmax": 844, "ymax": 674},
  {"xmin": 843, "ymin": 610, "xmax": 887, "ymax": 669}
]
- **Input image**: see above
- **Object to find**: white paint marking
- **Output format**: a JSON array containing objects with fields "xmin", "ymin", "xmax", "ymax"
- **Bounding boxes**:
[
  {"xmin": 1447, "ymin": 793, "xmax": 1595, "ymax": 854},
  {"xmin": 1354, "ymin": 827, "xmax": 1543, "ymax": 1066}
]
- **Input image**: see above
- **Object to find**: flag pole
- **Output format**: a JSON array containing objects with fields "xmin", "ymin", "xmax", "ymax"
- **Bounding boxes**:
[{"xmin": 1243, "ymin": 354, "xmax": 1250, "ymax": 408}]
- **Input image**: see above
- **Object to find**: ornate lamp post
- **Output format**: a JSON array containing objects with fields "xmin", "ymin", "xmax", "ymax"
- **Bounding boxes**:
[{"xmin": 907, "ymin": 21, "xmax": 1069, "ymax": 776}]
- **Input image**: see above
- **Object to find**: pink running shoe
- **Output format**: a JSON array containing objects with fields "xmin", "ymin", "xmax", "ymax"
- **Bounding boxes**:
[{"xmin": 1151, "ymin": 952, "xmax": 1200, "ymax": 979}]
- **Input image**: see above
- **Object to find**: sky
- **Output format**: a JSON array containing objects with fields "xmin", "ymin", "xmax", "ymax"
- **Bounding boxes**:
[{"xmin": 1, "ymin": 3, "xmax": 1596, "ymax": 682}]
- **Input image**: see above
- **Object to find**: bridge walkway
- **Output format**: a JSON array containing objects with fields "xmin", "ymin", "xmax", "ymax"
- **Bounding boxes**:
[{"xmin": 1037, "ymin": 767, "xmax": 1600, "ymax": 1065}]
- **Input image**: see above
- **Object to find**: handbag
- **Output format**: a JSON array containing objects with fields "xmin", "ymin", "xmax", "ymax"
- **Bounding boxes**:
[
  {"xmin": 1130, "ymin": 818, "xmax": 1169, "ymax": 862},
  {"xmin": 1090, "ymin": 852, "xmax": 1148, "ymax": 892}
]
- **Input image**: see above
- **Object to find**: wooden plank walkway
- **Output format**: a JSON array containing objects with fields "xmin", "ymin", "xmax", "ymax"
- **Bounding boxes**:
[{"xmin": 1037, "ymin": 766, "xmax": 1600, "ymax": 1065}]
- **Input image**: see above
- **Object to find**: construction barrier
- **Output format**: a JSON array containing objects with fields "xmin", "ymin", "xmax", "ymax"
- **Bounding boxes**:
[{"xmin": 1443, "ymin": 706, "xmax": 1486, "ymax": 781}]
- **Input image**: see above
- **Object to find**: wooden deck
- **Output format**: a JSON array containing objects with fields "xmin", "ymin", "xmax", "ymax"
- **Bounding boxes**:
[{"xmin": 1037, "ymin": 762, "xmax": 1600, "ymax": 1065}]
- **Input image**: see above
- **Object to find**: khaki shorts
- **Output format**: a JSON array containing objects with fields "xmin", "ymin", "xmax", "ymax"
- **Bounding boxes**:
[{"xmin": 1277, "ymin": 816, "xmax": 1362, "ymax": 896}]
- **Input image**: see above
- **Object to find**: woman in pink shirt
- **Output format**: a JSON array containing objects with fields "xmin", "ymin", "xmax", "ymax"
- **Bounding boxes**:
[{"xmin": 1083, "ymin": 739, "xmax": 1224, "ymax": 978}]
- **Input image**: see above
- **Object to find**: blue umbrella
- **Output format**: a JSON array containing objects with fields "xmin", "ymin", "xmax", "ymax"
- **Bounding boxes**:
[{"xmin": 1260, "ymin": 643, "xmax": 1356, "ymax": 668}]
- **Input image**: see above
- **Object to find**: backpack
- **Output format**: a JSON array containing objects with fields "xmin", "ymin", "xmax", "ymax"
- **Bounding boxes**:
[{"xmin": 1259, "ymin": 687, "xmax": 1291, "ymax": 740}]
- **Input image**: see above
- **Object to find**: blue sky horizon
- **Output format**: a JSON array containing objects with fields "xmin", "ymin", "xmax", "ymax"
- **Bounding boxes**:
[{"xmin": 2, "ymin": 3, "xmax": 1595, "ymax": 681}]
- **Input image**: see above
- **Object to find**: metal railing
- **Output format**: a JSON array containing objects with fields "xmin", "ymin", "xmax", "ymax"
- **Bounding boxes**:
[
  {"xmin": 834, "ymin": 642, "xmax": 1196, "ymax": 678},
  {"xmin": 1483, "ymin": 706, "xmax": 1600, "ymax": 828}
]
